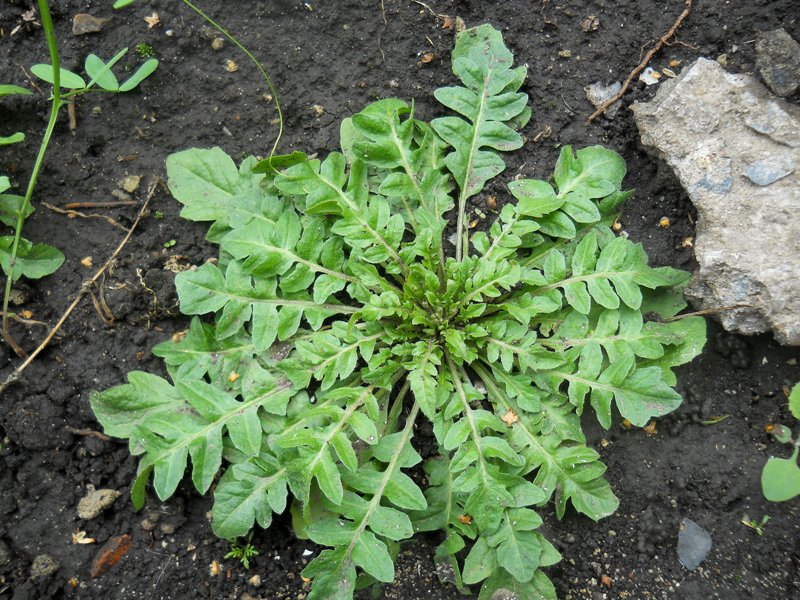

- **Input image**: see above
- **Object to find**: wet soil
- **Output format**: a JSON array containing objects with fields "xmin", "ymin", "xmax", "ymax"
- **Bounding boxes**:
[{"xmin": 1, "ymin": 1, "xmax": 799, "ymax": 599}]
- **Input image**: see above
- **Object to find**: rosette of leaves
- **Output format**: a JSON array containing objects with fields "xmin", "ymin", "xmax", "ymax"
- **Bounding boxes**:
[{"xmin": 92, "ymin": 25, "xmax": 705, "ymax": 599}]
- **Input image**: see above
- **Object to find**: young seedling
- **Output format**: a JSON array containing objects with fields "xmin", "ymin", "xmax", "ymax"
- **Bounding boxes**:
[
  {"xmin": 741, "ymin": 514, "xmax": 770, "ymax": 535},
  {"xmin": 225, "ymin": 535, "xmax": 259, "ymax": 569},
  {"xmin": 761, "ymin": 383, "xmax": 800, "ymax": 502},
  {"xmin": 92, "ymin": 25, "xmax": 706, "ymax": 600},
  {"xmin": 1, "ymin": 0, "xmax": 158, "ymax": 355}
]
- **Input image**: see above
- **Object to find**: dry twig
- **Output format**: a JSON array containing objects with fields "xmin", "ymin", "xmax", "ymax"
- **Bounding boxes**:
[
  {"xmin": 42, "ymin": 202, "xmax": 128, "ymax": 231},
  {"xmin": 0, "ymin": 177, "xmax": 164, "ymax": 394},
  {"xmin": 588, "ymin": 0, "xmax": 693, "ymax": 122},
  {"xmin": 65, "ymin": 426, "xmax": 111, "ymax": 442}
]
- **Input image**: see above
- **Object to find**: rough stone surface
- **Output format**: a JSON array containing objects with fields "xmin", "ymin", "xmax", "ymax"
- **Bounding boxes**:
[
  {"xmin": 632, "ymin": 58, "xmax": 800, "ymax": 345},
  {"xmin": 77, "ymin": 486, "xmax": 121, "ymax": 520},
  {"xmin": 756, "ymin": 28, "xmax": 800, "ymax": 97},
  {"xmin": 0, "ymin": 540, "xmax": 9, "ymax": 566},
  {"xmin": 30, "ymin": 554, "xmax": 59, "ymax": 581}
]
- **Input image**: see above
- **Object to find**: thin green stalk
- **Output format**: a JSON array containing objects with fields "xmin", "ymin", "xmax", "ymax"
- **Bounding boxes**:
[
  {"xmin": 2, "ymin": 0, "xmax": 62, "ymax": 351},
  {"xmin": 178, "ymin": 0, "xmax": 283, "ymax": 167}
]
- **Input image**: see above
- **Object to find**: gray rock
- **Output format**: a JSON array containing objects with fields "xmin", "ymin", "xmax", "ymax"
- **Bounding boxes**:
[
  {"xmin": 632, "ymin": 58, "xmax": 800, "ymax": 345},
  {"xmin": 677, "ymin": 518, "xmax": 712, "ymax": 570},
  {"xmin": 0, "ymin": 540, "xmax": 10, "ymax": 566},
  {"xmin": 30, "ymin": 554, "xmax": 59, "ymax": 581},
  {"xmin": 743, "ymin": 158, "xmax": 794, "ymax": 186},
  {"xmin": 77, "ymin": 486, "xmax": 121, "ymax": 520},
  {"xmin": 756, "ymin": 28, "xmax": 800, "ymax": 97}
]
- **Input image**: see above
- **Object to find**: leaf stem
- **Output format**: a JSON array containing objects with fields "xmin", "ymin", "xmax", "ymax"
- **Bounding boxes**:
[
  {"xmin": 178, "ymin": 0, "xmax": 283, "ymax": 168},
  {"xmin": 2, "ymin": 0, "xmax": 62, "ymax": 354}
]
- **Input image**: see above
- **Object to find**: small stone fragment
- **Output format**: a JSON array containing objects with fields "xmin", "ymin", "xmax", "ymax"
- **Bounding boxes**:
[
  {"xmin": 677, "ymin": 517, "xmax": 712, "ymax": 570},
  {"xmin": 31, "ymin": 554, "xmax": 59, "ymax": 581},
  {"xmin": 248, "ymin": 574, "xmax": 262, "ymax": 586},
  {"xmin": 580, "ymin": 16, "xmax": 600, "ymax": 32},
  {"xmin": 585, "ymin": 81, "xmax": 622, "ymax": 119},
  {"xmin": 755, "ymin": 28, "xmax": 800, "ymax": 97},
  {"xmin": 78, "ymin": 487, "xmax": 121, "ymax": 520},
  {"xmin": 639, "ymin": 67, "xmax": 661, "ymax": 86},
  {"xmin": 121, "ymin": 175, "xmax": 141, "ymax": 193},
  {"xmin": 72, "ymin": 14, "xmax": 109, "ymax": 36},
  {"xmin": 743, "ymin": 158, "xmax": 795, "ymax": 186},
  {"xmin": 111, "ymin": 189, "xmax": 132, "ymax": 202}
]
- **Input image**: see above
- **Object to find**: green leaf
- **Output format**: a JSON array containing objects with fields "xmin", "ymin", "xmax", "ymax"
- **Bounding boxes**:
[
  {"xmin": 0, "ymin": 194, "xmax": 34, "ymax": 228},
  {"xmin": 0, "ymin": 133, "xmax": 25, "ymax": 146},
  {"xmin": 212, "ymin": 460, "xmax": 287, "ymax": 539},
  {"xmin": 85, "ymin": 50, "xmax": 126, "ymax": 91},
  {"xmin": 0, "ymin": 84, "xmax": 32, "ymax": 98},
  {"xmin": 432, "ymin": 25, "xmax": 527, "ymax": 201},
  {"xmin": 478, "ymin": 570, "xmax": 557, "ymax": 600},
  {"xmin": 0, "ymin": 237, "xmax": 64, "ymax": 281},
  {"xmin": 113, "ymin": 0, "xmax": 139, "ymax": 7},
  {"xmin": 762, "ymin": 449, "xmax": 800, "ymax": 502},
  {"xmin": 30, "ymin": 65, "xmax": 86, "ymax": 89},
  {"xmin": 789, "ymin": 384, "xmax": 800, "ymax": 421},
  {"xmin": 463, "ymin": 537, "xmax": 496, "ymax": 585},
  {"xmin": 119, "ymin": 58, "xmax": 159, "ymax": 92}
]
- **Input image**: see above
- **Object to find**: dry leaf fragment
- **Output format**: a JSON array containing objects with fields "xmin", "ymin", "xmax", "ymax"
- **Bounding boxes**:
[
  {"xmin": 669, "ymin": 59, "xmax": 682, "ymax": 67},
  {"xmin": 171, "ymin": 330, "xmax": 187, "ymax": 343},
  {"xmin": 442, "ymin": 15, "xmax": 454, "ymax": 29},
  {"xmin": 612, "ymin": 217, "xmax": 622, "ymax": 232},
  {"xmin": 144, "ymin": 12, "xmax": 160, "ymax": 28},
  {"xmin": 662, "ymin": 67, "xmax": 677, "ymax": 78},
  {"xmin": 90, "ymin": 534, "xmax": 132, "ymax": 578},
  {"xmin": 601, "ymin": 574, "xmax": 613, "ymax": 587},
  {"xmin": 420, "ymin": 52, "xmax": 435, "ymax": 64},
  {"xmin": 225, "ymin": 59, "xmax": 238, "ymax": 73},
  {"xmin": 228, "ymin": 372, "xmax": 240, "ymax": 383},
  {"xmin": 486, "ymin": 195, "xmax": 497, "ymax": 210},
  {"xmin": 681, "ymin": 236, "xmax": 694, "ymax": 248},
  {"xmin": 68, "ymin": 578, "xmax": 79, "ymax": 588},
  {"xmin": 644, "ymin": 421, "xmax": 657, "ymax": 435},
  {"xmin": 454, "ymin": 16, "xmax": 466, "ymax": 33},
  {"xmin": 658, "ymin": 216, "xmax": 671, "ymax": 229},
  {"xmin": 558, "ymin": 49, "xmax": 572, "ymax": 58},
  {"xmin": 81, "ymin": 256, "xmax": 93, "ymax": 268},
  {"xmin": 20, "ymin": 309, "xmax": 33, "ymax": 319},
  {"xmin": 621, "ymin": 419, "xmax": 633, "ymax": 430},
  {"xmin": 210, "ymin": 560, "xmax": 221, "ymax": 577},
  {"xmin": 458, "ymin": 514, "xmax": 473, "ymax": 524},
  {"xmin": 501, "ymin": 408, "xmax": 519, "ymax": 426},
  {"xmin": 72, "ymin": 530, "xmax": 96, "ymax": 545}
]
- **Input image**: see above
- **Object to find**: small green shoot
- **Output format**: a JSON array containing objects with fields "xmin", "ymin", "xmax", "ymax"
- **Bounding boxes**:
[
  {"xmin": 135, "ymin": 43, "xmax": 155, "ymax": 58},
  {"xmin": 154, "ymin": 210, "xmax": 164, "ymax": 220},
  {"xmin": 741, "ymin": 514, "xmax": 770, "ymax": 536},
  {"xmin": 225, "ymin": 538, "xmax": 259, "ymax": 569},
  {"xmin": 163, "ymin": 239, "xmax": 176, "ymax": 248}
]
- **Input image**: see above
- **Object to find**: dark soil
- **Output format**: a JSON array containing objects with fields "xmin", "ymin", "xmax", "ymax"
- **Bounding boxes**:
[{"xmin": 1, "ymin": 1, "xmax": 799, "ymax": 599}]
